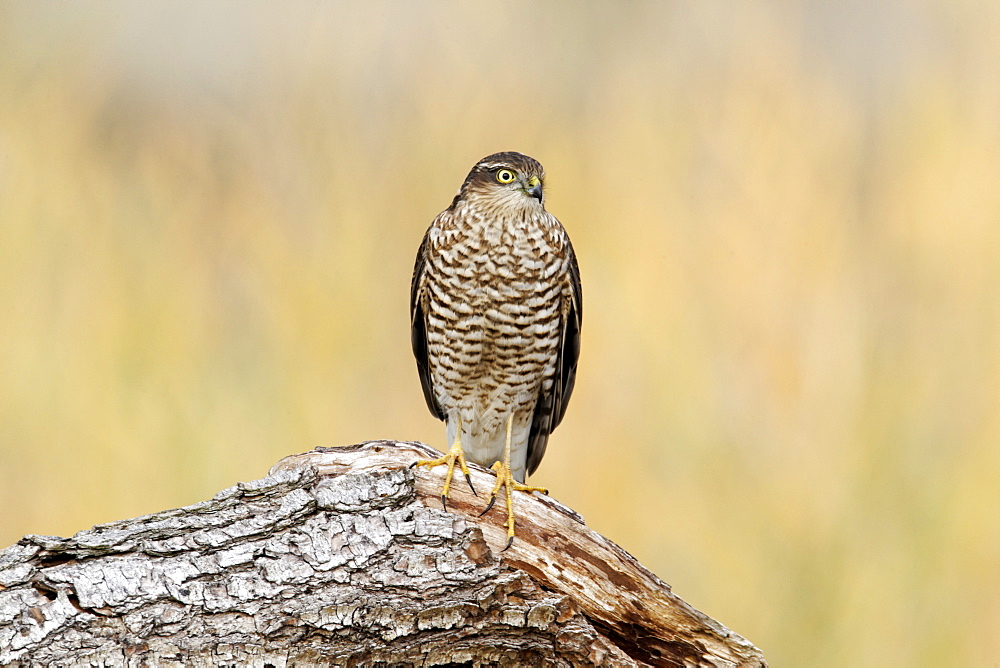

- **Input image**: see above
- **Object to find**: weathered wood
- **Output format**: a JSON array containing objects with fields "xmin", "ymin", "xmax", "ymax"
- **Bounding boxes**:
[{"xmin": 0, "ymin": 441, "xmax": 766, "ymax": 667}]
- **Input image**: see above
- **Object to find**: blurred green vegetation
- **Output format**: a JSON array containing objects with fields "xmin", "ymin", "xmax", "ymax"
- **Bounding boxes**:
[{"xmin": 1, "ymin": 2, "xmax": 998, "ymax": 665}]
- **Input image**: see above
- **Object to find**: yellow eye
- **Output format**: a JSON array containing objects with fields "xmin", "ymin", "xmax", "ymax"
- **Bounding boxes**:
[{"xmin": 495, "ymin": 169, "xmax": 517, "ymax": 184}]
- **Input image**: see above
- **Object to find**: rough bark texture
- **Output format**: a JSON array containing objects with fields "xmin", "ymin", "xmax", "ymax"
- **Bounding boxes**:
[{"xmin": 0, "ymin": 441, "xmax": 766, "ymax": 667}]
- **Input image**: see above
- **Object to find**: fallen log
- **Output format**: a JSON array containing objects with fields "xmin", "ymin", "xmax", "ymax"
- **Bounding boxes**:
[{"xmin": 0, "ymin": 440, "xmax": 766, "ymax": 667}]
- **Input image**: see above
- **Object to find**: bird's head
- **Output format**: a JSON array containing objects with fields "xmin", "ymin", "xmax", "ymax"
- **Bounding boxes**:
[{"xmin": 454, "ymin": 151, "xmax": 546, "ymax": 212}]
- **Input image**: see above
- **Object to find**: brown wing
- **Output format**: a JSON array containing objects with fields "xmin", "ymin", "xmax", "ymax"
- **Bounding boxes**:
[
  {"xmin": 525, "ymin": 241, "xmax": 582, "ymax": 478},
  {"xmin": 410, "ymin": 230, "xmax": 445, "ymax": 421}
]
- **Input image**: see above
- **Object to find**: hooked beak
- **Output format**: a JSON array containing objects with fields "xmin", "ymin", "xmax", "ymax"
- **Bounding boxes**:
[{"xmin": 524, "ymin": 176, "xmax": 543, "ymax": 201}]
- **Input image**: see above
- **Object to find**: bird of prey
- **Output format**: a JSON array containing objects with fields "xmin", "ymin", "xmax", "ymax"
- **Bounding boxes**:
[{"xmin": 410, "ymin": 151, "xmax": 582, "ymax": 548}]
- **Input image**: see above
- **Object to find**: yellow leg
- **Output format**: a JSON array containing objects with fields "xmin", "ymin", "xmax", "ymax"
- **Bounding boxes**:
[
  {"xmin": 411, "ymin": 415, "xmax": 477, "ymax": 509},
  {"xmin": 480, "ymin": 415, "xmax": 548, "ymax": 550}
]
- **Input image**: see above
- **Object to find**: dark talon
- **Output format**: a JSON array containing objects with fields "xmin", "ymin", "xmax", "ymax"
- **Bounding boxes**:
[
  {"xmin": 479, "ymin": 495, "xmax": 498, "ymax": 517},
  {"xmin": 441, "ymin": 494, "xmax": 448, "ymax": 511},
  {"xmin": 464, "ymin": 472, "xmax": 478, "ymax": 496},
  {"xmin": 409, "ymin": 461, "xmax": 418, "ymax": 469},
  {"xmin": 502, "ymin": 535, "xmax": 514, "ymax": 552}
]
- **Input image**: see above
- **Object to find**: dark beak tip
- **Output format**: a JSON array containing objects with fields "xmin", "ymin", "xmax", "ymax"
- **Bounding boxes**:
[{"xmin": 528, "ymin": 185, "xmax": 543, "ymax": 201}]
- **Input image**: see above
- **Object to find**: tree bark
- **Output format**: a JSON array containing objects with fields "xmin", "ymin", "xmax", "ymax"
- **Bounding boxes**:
[{"xmin": 0, "ymin": 441, "xmax": 766, "ymax": 667}]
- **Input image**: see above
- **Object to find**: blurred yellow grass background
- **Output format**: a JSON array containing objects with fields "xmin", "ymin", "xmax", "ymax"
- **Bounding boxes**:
[{"xmin": 2, "ymin": 2, "xmax": 999, "ymax": 665}]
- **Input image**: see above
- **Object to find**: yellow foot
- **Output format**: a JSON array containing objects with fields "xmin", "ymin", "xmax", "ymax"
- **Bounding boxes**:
[
  {"xmin": 410, "ymin": 440, "xmax": 477, "ymax": 510},
  {"xmin": 479, "ymin": 460, "xmax": 548, "ymax": 551}
]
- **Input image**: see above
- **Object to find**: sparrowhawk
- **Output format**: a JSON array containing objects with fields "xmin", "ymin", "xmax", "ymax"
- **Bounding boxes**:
[{"xmin": 410, "ymin": 152, "xmax": 582, "ymax": 548}]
